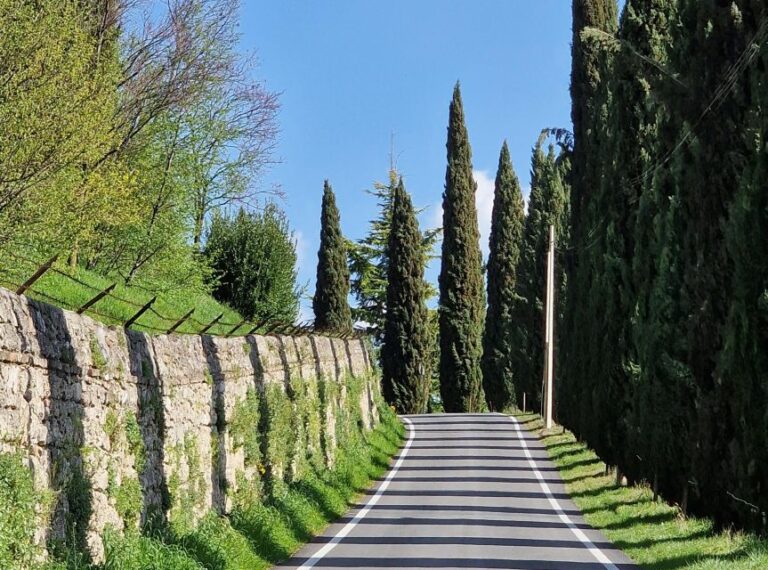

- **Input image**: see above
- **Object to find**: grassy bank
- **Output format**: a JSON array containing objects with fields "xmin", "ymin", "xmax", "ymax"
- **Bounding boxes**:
[
  {"xmin": 0, "ymin": 252, "xmax": 244, "ymax": 336},
  {"xmin": 2, "ymin": 406, "xmax": 404, "ymax": 570},
  {"xmin": 517, "ymin": 412, "xmax": 768, "ymax": 569}
]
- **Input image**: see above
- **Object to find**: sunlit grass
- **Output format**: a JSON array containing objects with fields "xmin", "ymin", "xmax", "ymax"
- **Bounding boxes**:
[
  {"xmin": 516, "ymin": 412, "xmax": 768, "ymax": 569},
  {"xmin": 0, "ymin": 255, "xmax": 244, "ymax": 336}
]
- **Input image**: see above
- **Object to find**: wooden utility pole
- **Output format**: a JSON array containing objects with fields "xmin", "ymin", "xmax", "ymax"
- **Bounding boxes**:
[{"xmin": 542, "ymin": 225, "xmax": 556, "ymax": 429}]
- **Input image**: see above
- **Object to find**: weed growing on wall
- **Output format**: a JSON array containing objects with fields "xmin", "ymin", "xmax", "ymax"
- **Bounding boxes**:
[
  {"xmin": 336, "ymin": 374, "xmax": 364, "ymax": 450},
  {"xmin": 230, "ymin": 388, "xmax": 261, "ymax": 467},
  {"xmin": 259, "ymin": 384, "xmax": 295, "ymax": 485},
  {"xmin": 104, "ymin": 408, "xmax": 146, "ymax": 531},
  {"xmin": 316, "ymin": 376, "xmax": 339, "ymax": 466},
  {"xmin": 124, "ymin": 411, "xmax": 146, "ymax": 475},
  {"xmin": 3, "ymin": 367, "xmax": 394, "ymax": 570},
  {"xmin": 89, "ymin": 335, "xmax": 107, "ymax": 371},
  {"xmin": 168, "ymin": 434, "xmax": 206, "ymax": 534}
]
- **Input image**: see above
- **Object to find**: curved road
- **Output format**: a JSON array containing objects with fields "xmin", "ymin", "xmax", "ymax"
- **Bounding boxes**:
[{"xmin": 278, "ymin": 413, "xmax": 637, "ymax": 570}]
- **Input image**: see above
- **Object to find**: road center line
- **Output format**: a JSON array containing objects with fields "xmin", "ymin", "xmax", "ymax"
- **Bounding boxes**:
[
  {"xmin": 296, "ymin": 416, "xmax": 415, "ymax": 570},
  {"xmin": 509, "ymin": 415, "xmax": 620, "ymax": 570}
]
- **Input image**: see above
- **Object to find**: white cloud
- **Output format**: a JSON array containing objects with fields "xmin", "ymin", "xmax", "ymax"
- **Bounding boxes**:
[{"xmin": 522, "ymin": 184, "xmax": 531, "ymax": 215}]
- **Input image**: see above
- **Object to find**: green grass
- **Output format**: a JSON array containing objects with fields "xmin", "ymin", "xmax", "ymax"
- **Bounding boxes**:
[
  {"xmin": 97, "ymin": 406, "xmax": 404, "ymax": 570},
  {"xmin": 516, "ymin": 412, "xmax": 768, "ymax": 569},
  {"xmin": 0, "ymin": 254, "xmax": 245, "ymax": 336}
]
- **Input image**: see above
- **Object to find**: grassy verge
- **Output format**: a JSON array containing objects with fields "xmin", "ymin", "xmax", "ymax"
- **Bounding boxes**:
[
  {"xmin": 516, "ymin": 412, "xmax": 768, "ymax": 569},
  {"xmin": 0, "ymin": 252, "xmax": 244, "ymax": 336}
]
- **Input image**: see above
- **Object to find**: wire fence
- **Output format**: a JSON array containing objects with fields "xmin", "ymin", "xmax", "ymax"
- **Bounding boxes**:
[{"xmin": 0, "ymin": 249, "xmax": 367, "ymax": 340}]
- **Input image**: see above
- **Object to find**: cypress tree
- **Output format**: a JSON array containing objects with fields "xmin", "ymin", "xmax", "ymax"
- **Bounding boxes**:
[
  {"xmin": 561, "ymin": 0, "xmax": 618, "ymax": 437},
  {"xmin": 517, "ymin": 137, "xmax": 570, "ymax": 412},
  {"xmin": 313, "ymin": 180, "xmax": 352, "ymax": 331},
  {"xmin": 717, "ymin": 2, "xmax": 768, "ymax": 529},
  {"xmin": 481, "ymin": 142, "xmax": 525, "ymax": 412},
  {"xmin": 588, "ymin": 0, "xmax": 678, "ymax": 479},
  {"xmin": 382, "ymin": 179, "xmax": 431, "ymax": 414},
  {"xmin": 670, "ymin": 0, "xmax": 756, "ymax": 519},
  {"xmin": 438, "ymin": 82, "xmax": 485, "ymax": 413}
]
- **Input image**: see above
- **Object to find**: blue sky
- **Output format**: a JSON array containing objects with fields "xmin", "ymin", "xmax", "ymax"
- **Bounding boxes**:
[{"xmin": 239, "ymin": 1, "xmax": 575, "ymax": 320}]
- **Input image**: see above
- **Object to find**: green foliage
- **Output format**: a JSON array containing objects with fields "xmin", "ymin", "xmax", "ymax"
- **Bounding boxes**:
[
  {"xmin": 205, "ymin": 205, "xmax": 300, "ymax": 322},
  {"xmin": 515, "ymin": 137, "xmax": 570, "ymax": 411},
  {"xmin": 561, "ymin": 0, "xmax": 617, "ymax": 437},
  {"xmin": 0, "ymin": 0, "xmax": 280, "ymax": 325},
  {"xmin": 113, "ymin": 477, "xmax": 143, "ymax": 529},
  {"xmin": 0, "ymin": 452, "xmax": 42, "ymax": 568},
  {"xmin": 125, "ymin": 411, "xmax": 146, "ymax": 475},
  {"xmin": 438, "ymin": 83, "xmax": 485, "ymax": 413},
  {"xmin": 168, "ymin": 434, "xmax": 206, "ymax": 535},
  {"xmin": 381, "ymin": 179, "xmax": 432, "ymax": 414},
  {"xmin": 259, "ymin": 384, "xmax": 296, "ymax": 483},
  {"xmin": 90, "ymin": 336, "xmax": 107, "ymax": 371},
  {"xmin": 313, "ymin": 181, "xmax": 352, "ymax": 331},
  {"xmin": 559, "ymin": 0, "xmax": 768, "ymax": 531},
  {"xmin": 0, "ymin": 0, "xmax": 122, "ymax": 241},
  {"xmin": 348, "ymin": 170, "xmax": 440, "ymax": 345},
  {"xmin": 481, "ymin": 142, "xmax": 526, "ymax": 412},
  {"xmin": 229, "ymin": 388, "xmax": 262, "ymax": 469}
]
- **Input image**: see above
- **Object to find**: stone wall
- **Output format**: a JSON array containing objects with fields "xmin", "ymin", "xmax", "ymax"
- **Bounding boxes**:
[{"xmin": 0, "ymin": 287, "xmax": 377, "ymax": 561}]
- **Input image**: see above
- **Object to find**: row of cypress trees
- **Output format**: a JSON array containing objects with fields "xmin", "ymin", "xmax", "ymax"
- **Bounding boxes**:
[
  {"xmin": 440, "ymin": 83, "xmax": 571, "ymax": 415},
  {"xmin": 311, "ymin": 82, "xmax": 572, "ymax": 417},
  {"xmin": 312, "ymin": 176, "xmax": 433, "ymax": 415},
  {"xmin": 560, "ymin": 0, "xmax": 768, "ymax": 531}
]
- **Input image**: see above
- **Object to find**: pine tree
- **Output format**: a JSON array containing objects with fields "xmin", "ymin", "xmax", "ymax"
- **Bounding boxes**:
[
  {"xmin": 438, "ymin": 82, "xmax": 485, "ymax": 413},
  {"xmin": 382, "ymin": 179, "xmax": 431, "ymax": 414},
  {"xmin": 481, "ymin": 142, "xmax": 525, "ymax": 412},
  {"xmin": 348, "ymin": 170, "xmax": 440, "ymax": 346},
  {"xmin": 313, "ymin": 180, "xmax": 352, "ymax": 331}
]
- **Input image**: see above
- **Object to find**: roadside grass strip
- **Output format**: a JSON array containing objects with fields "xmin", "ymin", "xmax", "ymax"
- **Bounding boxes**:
[{"xmin": 515, "ymin": 412, "xmax": 768, "ymax": 570}]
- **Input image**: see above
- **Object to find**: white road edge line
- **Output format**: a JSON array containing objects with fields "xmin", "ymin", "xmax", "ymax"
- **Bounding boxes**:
[
  {"xmin": 296, "ymin": 417, "xmax": 415, "ymax": 570},
  {"xmin": 509, "ymin": 415, "xmax": 620, "ymax": 570}
]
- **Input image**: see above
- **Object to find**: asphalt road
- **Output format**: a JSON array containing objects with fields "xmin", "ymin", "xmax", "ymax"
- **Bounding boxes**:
[{"xmin": 278, "ymin": 413, "xmax": 638, "ymax": 570}]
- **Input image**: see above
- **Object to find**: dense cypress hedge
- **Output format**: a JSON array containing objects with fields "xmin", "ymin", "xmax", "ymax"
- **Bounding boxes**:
[{"xmin": 555, "ymin": 0, "xmax": 768, "ymax": 530}]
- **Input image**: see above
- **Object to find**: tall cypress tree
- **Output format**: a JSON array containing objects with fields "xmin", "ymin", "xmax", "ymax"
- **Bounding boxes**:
[
  {"xmin": 516, "ymin": 137, "xmax": 570, "ymax": 412},
  {"xmin": 313, "ymin": 180, "xmax": 352, "ymax": 331},
  {"xmin": 588, "ymin": 0, "xmax": 678, "ymax": 479},
  {"xmin": 718, "ymin": 2, "xmax": 768, "ymax": 529},
  {"xmin": 438, "ymin": 82, "xmax": 485, "ymax": 413},
  {"xmin": 481, "ymin": 142, "xmax": 525, "ymax": 412},
  {"xmin": 561, "ymin": 0, "xmax": 618, "ymax": 437},
  {"xmin": 669, "ymin": 0, "xmax": 755, "ymax": 519},
  {"xmin": 382, "ymin": 179, "xmax": 431, "ymax": 414}
]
